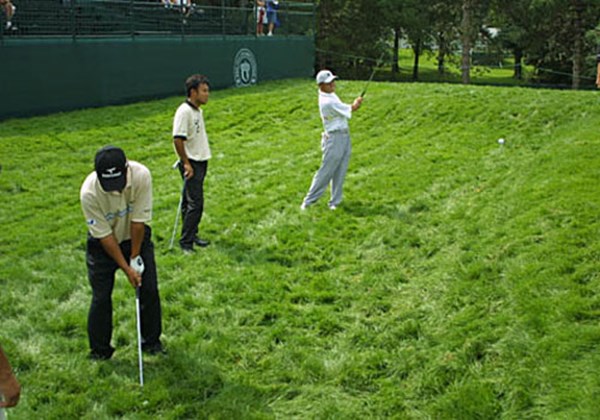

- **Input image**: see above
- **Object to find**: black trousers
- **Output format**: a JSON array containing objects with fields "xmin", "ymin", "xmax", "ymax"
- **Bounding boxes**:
[
  {"xmin": 178, "ymin": 159, "xmax": 208, "ymax": 248},
  {"xmin": 86, "ymin": 225, "xmax": 162, "ymax": 356}
]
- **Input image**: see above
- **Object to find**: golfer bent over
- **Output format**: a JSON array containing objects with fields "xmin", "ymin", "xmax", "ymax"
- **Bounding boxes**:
[
  {"xmin": 172, "ymin": 74, "xmax": 212, "ymax": 253},
  {"xmin": 80, "ymin": 146, "xmax": 163, "ymax": 360},
  {"xmin": 301, "ymin": 70, "xmax": 363, "ymax": 210}
]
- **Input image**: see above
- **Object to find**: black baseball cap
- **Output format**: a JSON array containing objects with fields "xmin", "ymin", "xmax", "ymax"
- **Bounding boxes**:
[{"xmin": 95, "ymin": 146, "xmax": 127, "ymax": 192}]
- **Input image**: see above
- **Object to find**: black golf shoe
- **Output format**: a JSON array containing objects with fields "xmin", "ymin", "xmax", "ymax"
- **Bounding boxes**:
[
  {"xmin": 142, "ymin": 342, "xmax": 166, "ymax": 355},
  {"xmin": 193, "ymin": 237, "xmax": 210, "ymax": 247},
  {"xmin": 89, "ymin": 346, "xmax": 115, "ymax": 360}
]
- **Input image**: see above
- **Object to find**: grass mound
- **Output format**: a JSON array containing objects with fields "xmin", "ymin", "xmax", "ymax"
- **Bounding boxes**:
[{"xmin": 1, "ymin": 79, "xmax": 599, "ymax": 418}]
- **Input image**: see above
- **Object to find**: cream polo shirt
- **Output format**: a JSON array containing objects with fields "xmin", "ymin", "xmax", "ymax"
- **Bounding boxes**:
[
  {"xmin": 319, "ymin": 90, "xmax": 352, "ymax": 134},
  {"xmin": 173, "ymin": 100, "xmax": 212, "ymax": 161},
  {"xmin": 80, "ymin": 161, "xmax": 152, "ymax": 244}
]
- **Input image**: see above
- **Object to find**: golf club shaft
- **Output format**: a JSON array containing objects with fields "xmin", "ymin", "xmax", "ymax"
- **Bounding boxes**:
[
  {"xmin": 135, "ymin": 287, "xmax": 144, "ymax": 387},
  {"xmin": 360, "ymin": 52, "xmax": 385, "ymax": 97},
  {"xmin": 169, "ymin": 178, "xmax": 186, "ymax": 250}
]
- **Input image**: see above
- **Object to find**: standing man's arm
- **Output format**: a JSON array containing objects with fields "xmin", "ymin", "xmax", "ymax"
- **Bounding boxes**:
[
  {"xmin": 99, "ymin": 234, "xmax": 141, "ymax": 288},
  {"xmin": 0, "ymin": 345, "xmax": 20, "ymax": 408},
  {"xmin": 174, "ymin": 137, "xmax": 194, "ymax": 180},
  {"xmin": 130, "ymin": 222, "xmax": 145, "ymax": 262},
  {"xmin": 129, "ymin": 164, "xmax": 152, "ymax": 275}
]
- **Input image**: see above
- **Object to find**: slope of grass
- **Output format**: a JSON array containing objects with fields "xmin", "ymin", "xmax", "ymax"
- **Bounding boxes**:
[{"xmin": 1, "ymin": 79, "xmax": 600, "ymax": 418}]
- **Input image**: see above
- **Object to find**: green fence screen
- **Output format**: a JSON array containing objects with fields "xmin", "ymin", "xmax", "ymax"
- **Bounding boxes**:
[{"xmin": 0, "ymin": 35, "xmax": 314, "ymax": 119}]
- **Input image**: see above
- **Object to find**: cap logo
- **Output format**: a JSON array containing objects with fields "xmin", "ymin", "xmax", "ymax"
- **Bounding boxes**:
[{"xmin": 102, "ymin": 167, "xmax": 122, "ymax": 178}]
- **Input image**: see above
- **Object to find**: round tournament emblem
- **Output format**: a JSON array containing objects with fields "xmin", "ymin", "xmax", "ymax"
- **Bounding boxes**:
[{"xmin": 233, "ymin": 48, "xmax": 258, "ymax": 87}]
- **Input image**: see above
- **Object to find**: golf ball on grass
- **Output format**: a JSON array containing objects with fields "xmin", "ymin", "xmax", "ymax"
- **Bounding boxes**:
[{"xmin": 498, "ymin": 138, "xmax": 505, "ymax": 145}]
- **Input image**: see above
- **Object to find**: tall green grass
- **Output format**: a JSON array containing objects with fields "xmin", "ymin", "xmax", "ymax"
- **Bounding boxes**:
[{"xmin": 1, "ymin": 79, "xmax": 599, "ymax": 418}]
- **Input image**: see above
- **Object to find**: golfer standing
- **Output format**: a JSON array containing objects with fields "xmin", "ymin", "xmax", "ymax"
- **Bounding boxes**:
[
  {"xmin": 80, "ymin": 146, "xmax": 163, "ymax": 360},
  {"xmin": 301, "ymin": 70, "xmax": 363, "ymax": 211},
  {"xmin": 172, "ymin": 74, "xmax": 212, "ymax": 253}
]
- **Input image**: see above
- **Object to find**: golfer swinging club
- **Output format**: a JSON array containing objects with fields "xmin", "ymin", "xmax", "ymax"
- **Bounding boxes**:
[
  {"xmin": 80, "ymin": 146, "xmax": 163, "ymax": 360},
  {"xmin": 301, "ymin": 70, "xmax": 363, "ymax": 211}
]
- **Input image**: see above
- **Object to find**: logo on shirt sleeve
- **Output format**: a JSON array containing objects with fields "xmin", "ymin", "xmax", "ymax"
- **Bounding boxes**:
[{"xmin": 87, "ymin": 219, "xmax": 97, "ymax": 226}]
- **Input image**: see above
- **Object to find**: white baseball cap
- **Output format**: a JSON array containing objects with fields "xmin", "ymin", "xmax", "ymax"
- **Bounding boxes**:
[{"xmin": 315, "ymin": 69, "xmax": 338, "ymax": 85}]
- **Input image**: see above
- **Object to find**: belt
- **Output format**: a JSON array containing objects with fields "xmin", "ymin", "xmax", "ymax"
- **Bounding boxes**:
[{"xmin": 324, "ymin": 129, "xmax": 349, "ymax": 136}]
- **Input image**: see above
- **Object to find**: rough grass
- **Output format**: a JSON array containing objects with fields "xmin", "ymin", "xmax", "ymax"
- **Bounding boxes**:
[{"xmin": 1, "ymin": 79, "xmax": 600, "ymax": 419}]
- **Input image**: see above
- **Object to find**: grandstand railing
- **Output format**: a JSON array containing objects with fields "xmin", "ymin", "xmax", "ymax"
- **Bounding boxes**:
[{"xmin": 0, "ymin": 0, "xmax": 315, "ymax": 39}]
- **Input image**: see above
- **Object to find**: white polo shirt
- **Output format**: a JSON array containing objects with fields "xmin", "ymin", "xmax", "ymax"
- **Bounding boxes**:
[
  {"xmin": 319, "ymin": 90, "xmax": 352, "ymax": 134},
  {"xmin": 173, "ymin": 100, "xmax": 212, "ymax": 161},
  {"xmin": 80, "ymin": 161, "xmax": 152, "ymax": 244}
]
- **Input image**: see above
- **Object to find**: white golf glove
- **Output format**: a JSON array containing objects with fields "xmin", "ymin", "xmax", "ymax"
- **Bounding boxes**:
[{"xmin": 130, "ymin": 255, "xmax": 145, "ymax": 275}]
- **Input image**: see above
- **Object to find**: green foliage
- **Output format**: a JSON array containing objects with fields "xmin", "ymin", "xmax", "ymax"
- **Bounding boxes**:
[
  {"xmin": 1, "ymin": 79, "xmax": 600, "ymax": 418},
  {"xmin": 319, "ymin": 0, "xmax": 600, "ymax": 88}
]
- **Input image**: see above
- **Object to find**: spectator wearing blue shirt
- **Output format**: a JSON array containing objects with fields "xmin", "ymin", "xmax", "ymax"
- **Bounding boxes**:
[{"xmin": 266, "ymin": 0, "xmax": 279, "ymax": 36}]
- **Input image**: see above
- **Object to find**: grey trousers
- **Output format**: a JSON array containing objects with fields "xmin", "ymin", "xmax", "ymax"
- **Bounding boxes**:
[{"xmin": 303, "ymin": 130, "xmax": 351, "ymax": 207}]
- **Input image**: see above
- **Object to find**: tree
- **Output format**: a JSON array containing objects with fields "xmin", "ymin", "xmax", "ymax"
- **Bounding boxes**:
[
  {"xmin": 428, "ymin": 0, "xmax": 462, "ymax": 76},
  {"xmin": 316, "ymin": 0, "xmax": 387, "ymax": 78},
  {"xmin": 460, "ymin": 0, "xmax": 491, "ymax": 84}
]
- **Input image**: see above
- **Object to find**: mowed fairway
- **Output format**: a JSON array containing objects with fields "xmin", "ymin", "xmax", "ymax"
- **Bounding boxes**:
[{"xmin": 1, "ymin": 79, "xmax": 600, "ymax": 418}]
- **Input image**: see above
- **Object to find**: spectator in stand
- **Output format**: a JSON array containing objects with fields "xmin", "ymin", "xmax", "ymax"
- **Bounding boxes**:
[
  {"xmin": 266, "ymin": 0, "xmax": 279, "ymax": 36},
  {"xmin": 163, "ymin": 0, "xmax": 191, "ymax": 20},
  {"xmin": 256, "ymin": 0, "xmax": 267, "ymax": 36},
  {"xmin": 596, "ymin": 44, "xmax": 600, "ymax": 88},
  {"xmin": 1, "ymin": 0, "xmax": 16, "ymax": 31}
]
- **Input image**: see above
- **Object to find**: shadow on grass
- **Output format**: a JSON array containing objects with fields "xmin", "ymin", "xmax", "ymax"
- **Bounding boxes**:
[{"xmin": 93, "ymin": 347, "xmax": 273, "ymax": 417}]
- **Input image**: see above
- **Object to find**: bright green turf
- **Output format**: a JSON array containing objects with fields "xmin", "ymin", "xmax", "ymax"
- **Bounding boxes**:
[{"xmin": 1, "ymin": 79, "xmax": 600, "ymax": 418}]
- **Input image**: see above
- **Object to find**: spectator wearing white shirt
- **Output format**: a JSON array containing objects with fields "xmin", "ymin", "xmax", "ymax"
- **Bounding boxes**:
[
  {"xmin": 256, "ymin": 0, "xmax": 267, "ymax": 35},
  {"xmin": 301, "ymin": 70, "xmax": 363, "ymax": 211}
]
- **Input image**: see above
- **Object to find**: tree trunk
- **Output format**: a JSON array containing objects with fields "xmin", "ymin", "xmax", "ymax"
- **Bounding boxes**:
[
  {"xmin": 461, "ymin": 0, "xmax": 472, "ymax": 84},
  {"xmin": 412, "ymin": 38, "xmax": 421, "ymax": 81},
  {"xmin": 571, "ymin": 0, "xmax": 584, "ymax": 89},
  {"xmin": 392, "ymin": 27, "xmax": 400, "ymax": 80},
  {"xmin": 513, "ymin": 47, "xmax": 523, "ymax": 80},
  {"xmin": 437, "ymin": 32, "xmax": 446, "ymax": 75}
]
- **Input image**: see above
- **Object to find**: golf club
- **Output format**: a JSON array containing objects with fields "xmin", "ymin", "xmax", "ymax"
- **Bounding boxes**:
[
  {"xmin": 360, "ymin": 52, "xmax": 386, "ymax": 98},
  {"xmin": 135, "ymin": 287, "xmax": 144, "ymax": 387},
  {"xmin": 169, "ymin": 162, "xmax": 186, "ymax": 250}
]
